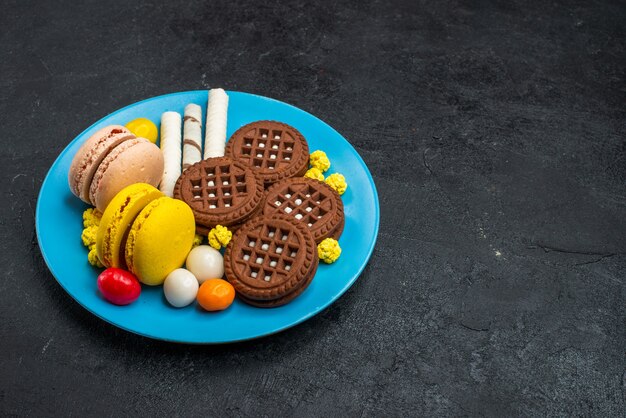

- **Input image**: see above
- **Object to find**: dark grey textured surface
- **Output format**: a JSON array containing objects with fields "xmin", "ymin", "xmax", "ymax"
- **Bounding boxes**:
[{"xmin": 1, "ymin": 0, "xmax": 625, "ymax": 416}]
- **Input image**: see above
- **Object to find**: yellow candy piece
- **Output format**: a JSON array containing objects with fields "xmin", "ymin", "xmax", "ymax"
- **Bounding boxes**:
[
  {"xmin": 125, "ymin": 118, "xmax": 158, "ymax": 144},
  {"xmin": 192, "ymin": 234, "xmax": 204, "ymax": 248},
  {"xmin": 82, "ymin": 208, "xmax": 102, "ymax": 228},
  {"xmin": 208, "ymin": 225, "xmax": 232, "ymax": 250},
  {"xmin": 318, "ymin": 238, "xmax": 341, "ymax": 264},
  {"xmin": 325, "ymin": 173, "xmax": 347, "ymax": 195},
  {"xmin": 304, "ymin": 167, "xmax": 324, "ymax": 182},
  {"xmin": 310, "ymin": 150, "xmax": 331, "ymax": 172},
  {"xmin": 88, "ymin": 247, "xmax": 104, "ymax": 268},
  {"xmin": 81, "ymin": 226, "xmax": 98, "ymax": 248}
]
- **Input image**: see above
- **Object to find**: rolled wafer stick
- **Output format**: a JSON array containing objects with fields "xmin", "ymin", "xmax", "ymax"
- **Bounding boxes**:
[
  {"xmin": 159, "ymin": 111, "xmax": 182, "ymax": 197},
  {"xmin": 203, "ymin": 88, "xmax": 229, "ymax": 158},
  {"xmin": 182, "ymin": 104, "xmax": 203, "ymax": 171}
]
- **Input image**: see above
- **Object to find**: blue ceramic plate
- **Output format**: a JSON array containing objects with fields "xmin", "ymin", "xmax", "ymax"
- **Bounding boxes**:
[{"xmin": 36, "ymin": 91, "xmax": 379, "ymax": 343}]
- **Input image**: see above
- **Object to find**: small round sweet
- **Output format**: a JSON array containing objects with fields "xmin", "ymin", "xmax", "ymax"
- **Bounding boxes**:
[
  {"xmin": 125, "ymin": 118, "xmax": 158, "ymax": 143},
  {"xmin": 208, "ymin": 225, "xmax": 232, "ymax": 250},
  {"xmin": 97, "ymin": 268, "xmax": 141, "ymax": 305},
  {"xmin": 83, "ymin": 207, "xmax": 102, "ymax": 228},
  {"xmin": 304, "ymin": 167, "xmax": 324, "ymax": 182},
  {"xmin": 317, "ymin": 238, "xmax": 342, "ymax": 264},
  {"xmin": 185, "ymin": 245, "xmax": 224, "ymax": 284},
  {"xmin": 197, "ymin": 279, "xmax": 235, "ymax": 311},
  {"xmin": 192, "ymin": 233, "xmax": 204, "ymax": 248},
  {"xmin": 309, "ymin": 150, "xmax": 330, "ymax": 172},
  {"xmin": 163, "ymin": 268, "xmax": 199, "ymax": 308},
  {"xmin": 88, "ymin": 247, "xmax": 104, "ymax": 268},
  {"xmin": 325, "ymin": 173, "xmax": 347, "ymax": 195},
  {"xmin": 81, "ymin": 225, "xmax": 98, "ymax": 248}
]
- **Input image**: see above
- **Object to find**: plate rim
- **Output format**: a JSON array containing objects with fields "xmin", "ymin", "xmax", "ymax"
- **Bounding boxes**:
[{"xmin": 35, "ymin": 90, "xmax": 380, "ymax": 344}]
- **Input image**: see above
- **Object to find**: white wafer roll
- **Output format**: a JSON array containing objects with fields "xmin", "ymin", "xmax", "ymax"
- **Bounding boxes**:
[
  {"xmin": 159, "ymin": 111, "xmax": 182, "ymax": 197},
  {"xmin": 203, "ymin": 88, "xmax": 229, "ymax": 158},
  {"xmin": 182, "ymin": 104, "xmax": 203, "ymax": 171}
]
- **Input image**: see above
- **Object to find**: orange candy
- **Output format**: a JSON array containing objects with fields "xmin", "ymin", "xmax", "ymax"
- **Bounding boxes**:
[{"xmin": 196, "ymin": 279, "xmax": 235, "ymax": 311}]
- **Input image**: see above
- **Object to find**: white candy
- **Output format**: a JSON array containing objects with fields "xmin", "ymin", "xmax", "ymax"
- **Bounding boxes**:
[
  {"xmin": 295, "ymin": 214, "xmax": 303, "ymax": 220},
  {"xmin": 262, "ymin": 243, "xmax": 269, "ymax": 250},
  {"xmin": 285, "ymin": 207, "xmax": 293, "ymax": 214},
  {"xmin": 256, "ymin": 257, "xmax": 263, "ymax": 264},
  {"xmin": 274, "ymin": 135, "xmax": 280, "ymax": 139},
  {"xmin": 185, "ymin": 246, "xmax": 224, "ymax": 284},
  {"xmin": 270, "ymin": 261, "xmax": 277, "ymax": 267},
  {"xmin": 163, "ymin": 268, "xmax": 199, "ymax": 308},
  {"xmin": 272, "ymin": 145, "xmax": 278, "ymax": 149},
  {"xmin": 295, "ymin": 199, "xmax": 302, "ymax": 205},
  {"xmin": 259, "ymin": 143, "xmax": 265, "ymax": 148}
]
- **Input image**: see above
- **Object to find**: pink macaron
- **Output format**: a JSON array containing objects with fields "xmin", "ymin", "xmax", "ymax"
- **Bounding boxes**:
[
  {"xmin": 68, "ymin": 125, "xmax": 164, "ymax": 212},
  {"xmin": 88, "ymin": 137, "xmax": 164, "ymax": 212},
  {"xmin": 68, "ymin": 125, "xmax": 134, "ymax": 203}
]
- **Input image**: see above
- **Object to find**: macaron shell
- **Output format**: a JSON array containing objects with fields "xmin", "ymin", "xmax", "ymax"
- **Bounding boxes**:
[
  {"xmin": 125, "ymin": 197, "xmax": 195, "ymax": 286},
  {"xmin": 95, "ymin": 183, "xmax": 163, "ymax": 268},
  {"xmin": 67, "ymin": 125, "xmax": 134, "ymax": 203},
  {"xmin": 90, "ymin": 137, "xmax": 164, "ymax": 212}
]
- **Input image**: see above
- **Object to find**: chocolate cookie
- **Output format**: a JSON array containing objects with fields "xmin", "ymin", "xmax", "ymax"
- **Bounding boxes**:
[
  {"xmin": 225, "ymin": 121, "xmax": 309, "ymax": 187},
  {"xmin": 224, "ymin": 215, "xmax": 318, "ymax": 307},
  {"xmin": 173, "ymin": 157, "xmax": 264, "ymax": 233},
  {"xmin": 262, "ymin": 177, "xmax": 344, "ymax": 243},
  {"xmin": 236, "ymin": 265, "xmax": 317, "ymax": 307}
]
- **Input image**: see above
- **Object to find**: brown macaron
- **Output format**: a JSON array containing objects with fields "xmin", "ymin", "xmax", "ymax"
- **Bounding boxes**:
[
  {"xmin": 89, "ymin": 137, "xmax": 164, "ymax": 212},
  {"xmin": 68, "ymin": 125, "xmax": 135, "ymax": 203}
]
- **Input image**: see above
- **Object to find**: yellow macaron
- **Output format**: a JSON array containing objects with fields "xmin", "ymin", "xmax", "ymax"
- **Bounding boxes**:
[
  {"xmin": 96, "ymin": 183, "xmax": 163, "ymax": 268},
  {"xmin": 125, "ymin": 197, "xmax": 196, "ymax": 286}
]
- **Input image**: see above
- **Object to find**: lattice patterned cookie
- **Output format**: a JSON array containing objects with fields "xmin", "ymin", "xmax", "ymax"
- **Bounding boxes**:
[
  {"xmin": 225, "ymin": 121, "xmax": 309, "ymax": 187},
  {"xmin": 224, "ymin": 215, "xmax": 318, "ymax": 307},
  {"xmin": 262, "ymin": 177, "xmax": 344, "ymax": 243},
  {"xmin": 173, "ymin": 157, "xmax": 264, "ymax": 233}
]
